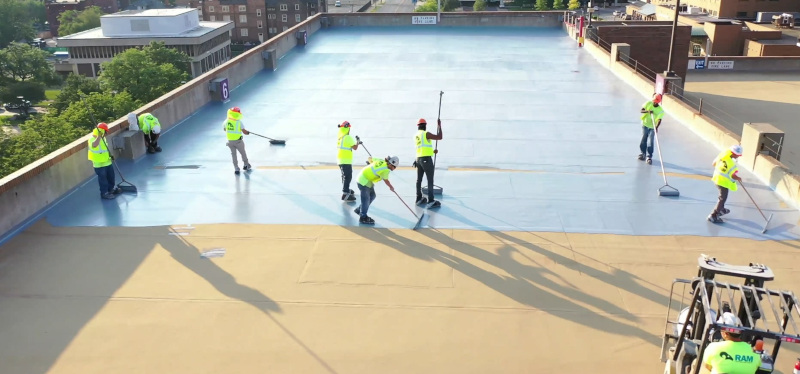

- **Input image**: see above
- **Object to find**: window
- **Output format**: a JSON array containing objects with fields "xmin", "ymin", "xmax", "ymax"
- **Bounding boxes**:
[
  {"xmin": 283, "ymin": 26, "xmax": 288, "ymax": 31},
  {"xmin": 269, "ymin": 27, "xmax": 276, "ymax": 33},
  {"xmin": 282, "ymin": 14, "xmax": 287, "ymax": 22},
  {"xmin": 223, "ymin": 15, "xmax": 230, "ymax": 21},
  {"xmin": 258, "ymin": 20, "xmax": 263, "ymax": 28},
  {"xmin": 241, "ymin": 28, "xmax": 248, "ymax": 36},
  {"xmin": 209, "ymin": 15, "xmax": 216, "ymax": 21},
  {"xmin": 280, "ymin": 4, "xmax": 288, "ymax": 10},
  {"xmin": 240, "ymin": 14, "xmax": 247, "ymax": 22},
  {"xmin": 238, "ymin": 5, "xmax": 246, "ymax": 11},
  {"xmin": 257, "ymin": 9, "xmax": 262, "ymax": 16},
  {"xmin": 311, "ymin": 3, "xmax": 315, "ymax": 7},
  {"xmin": 208, "ymin": 5, "xmax": 214, "ymax": 12},
  {"xmin": 268, "ymin": 14, "xmax": 276, "ymax": 19},
  {"xmin": 221, "ymin": 5, "xmax": 229, "ymax": 12},
  {"xmin": 295, "ymin": 14, "xmax": 300, "ymax": 22},
  {"xmin": 294, "ymin": 4, "xmax": 300, "ymax": 10}
]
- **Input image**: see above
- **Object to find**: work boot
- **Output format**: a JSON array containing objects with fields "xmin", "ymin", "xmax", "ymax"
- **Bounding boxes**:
[
  {"xmin": 101, "ymin": 192, "xmax": 116, "ymax": 200},
  {"xmin": 147, "ymin": 146, "xmax": 156, "ymax": 154},
  {"xmin": 112, "ymin": 187, "xmax": 122, "ymax": 195},
  {"xmin": 637, "ymin": 153, "xmax": 645, "ymax": 161},
  {"xmin": 719, "ymin": 208, "xmax": 730, "ymax": 216},
  {"xmin": 234, "ymin": 168, "xmax": 240, "ymax": 175},
  {"xmin": 342, "ymin": 193, "xmax": 356, "ymax": 202},
  {"xmin": 359, "ymin": 216, "xmax": 375, "ymax": 225},
  {"xmin": 646, "ymin": 157, "xmax": 653, "ymax": 165},
  {"xmin": 154, "ymin": 146, "xmax": 162, "ymax": 152},
  {"xmin": 243, "ymin": 164, "xmax": 252, "ymax": 171},
  {"xmin": 428, "ymin": 200, "xmax": 441, "ymax": 209},
  {"xmin": 707, "ymin": 214, "xmax": 724, "ymax": 224},
  {"xmin": 416, "ymin": 196, "xmax": 428, "ymax": 205}
]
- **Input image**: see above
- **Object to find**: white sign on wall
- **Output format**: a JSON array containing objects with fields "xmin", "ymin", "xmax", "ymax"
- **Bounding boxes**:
[
  {"xmin": 708, "ymin": 61, "xmax": 734, "ymax": 70},
  {"xmin": 412, "ymin": 16, "xmax": 437, "ymax": 25}
]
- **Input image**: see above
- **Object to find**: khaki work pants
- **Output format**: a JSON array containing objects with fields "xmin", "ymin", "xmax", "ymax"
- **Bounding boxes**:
[{"xmin": 226, "ymin": 138, "xmax": 250, "ymax": 170}]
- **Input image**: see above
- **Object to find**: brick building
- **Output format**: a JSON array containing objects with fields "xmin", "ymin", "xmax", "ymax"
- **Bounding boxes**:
[
  {"xmin": 653, "ymin": 0, "xmax": 800, "ymax": 19},
  {"xmin": 46, "ymin": 0, "xmax": 121, "ymax": 37},
  {"xmin": 198, "ymin": 0, "xmax": 325, "ymax": 43}
]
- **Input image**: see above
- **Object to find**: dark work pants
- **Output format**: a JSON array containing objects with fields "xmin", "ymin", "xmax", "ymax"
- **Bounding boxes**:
[
  {"xmin": 94, "ymin": 165, "xmax": 115, "ymax": 195},
  {"xmin": 144, "ymin": 133, "xmax": 159, "ymax": 148},
  {"xmin": 640, "ymin": 126, "xmax": 655, "ymax": 158},
  {"xmin": 713, "ymin": 185, "xmax": 729, "ymax": 215},
  {"xmin": 339, "ymin": 164, "xmax": 353, "ymax": 194},
  {"xmin": 416, "ymin": 156, "xmax": 434, "ymax": 201},
  {"xmin": 357, "ymin": 183, "xmax": 376, "ymax": 218}
]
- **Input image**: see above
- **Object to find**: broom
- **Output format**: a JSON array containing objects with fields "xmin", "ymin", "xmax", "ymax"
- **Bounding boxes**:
[{"xmin": 651, "ymin": 112, "xmax": 679, "ymax": 197}]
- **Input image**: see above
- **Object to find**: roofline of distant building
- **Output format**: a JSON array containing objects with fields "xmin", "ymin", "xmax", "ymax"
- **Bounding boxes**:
[{"xmin": 57, "ymin": 21, "xmax": 234, "ymax": 47}]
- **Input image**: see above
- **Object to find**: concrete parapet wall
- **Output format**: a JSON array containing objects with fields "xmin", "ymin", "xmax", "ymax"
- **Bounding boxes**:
[
  {"xmin": 688, "ymin": 56, "xmax": 800, "ymax": 71},
  {"xmin": 326, "ymin": 11, "xmax": 564, "ymax": 27},
  {"xmin": 586, "ymin": 39, "xmax": 800, "ymax": 210},
  {"xmin": 0, "ymin": 14, "xmax": 324, "ymax": 239}
]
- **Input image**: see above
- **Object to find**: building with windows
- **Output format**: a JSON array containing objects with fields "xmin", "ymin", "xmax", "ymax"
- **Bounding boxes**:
[
  {"xmin": 198, "ymin": 0, "xmax": 325, "ymax": 43},
  {"xmin": 56, "ymin": 8, "xmax": 234, "ymax": 78},
  {"xmin": 651, "ymin": 0, "xmax": 800, "ymax": 19},
  {"xmin": 46, "ymin": 0, "xmax": 121, "ymax": 37}
]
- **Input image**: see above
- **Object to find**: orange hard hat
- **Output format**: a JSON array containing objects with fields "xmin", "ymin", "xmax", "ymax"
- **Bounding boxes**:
[
  {"xmin": 417, "ymin": 118, "xmax": 427, "ymax": 125},
  {"xmin": 97, "ymin": 123, "xmax": 109, "ymax": 131},
  {"xmin": 653, "ymin": 94, "xmax": 663, "ymax": 103},
  {"xmin": 338, "ymin": 121, "xmax": 351, "ymax": 128},
  {"xmin": 231, "ymin": 107, "xmax": 241, "ymax": 113}
]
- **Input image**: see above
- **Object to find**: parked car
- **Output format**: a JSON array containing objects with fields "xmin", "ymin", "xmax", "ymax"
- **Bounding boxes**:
[{"xmin": 335, "ymin": 0, "xmax": 341, "ymax": 6}]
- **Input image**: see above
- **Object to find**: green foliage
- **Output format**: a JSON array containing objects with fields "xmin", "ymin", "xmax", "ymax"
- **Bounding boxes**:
[
  {"xmin": 442, "ymin": 0, "xmax": 460, "ymax": 11},
  {"xmin": 99, "ymin": 42, "xmax": 190, "ymax": 103},
  {"xmin": 535, "ymin": 0, "xmax": 549, "ymax": 10},
  {"xmin": 0, "ymin": 0, "xmax": 35, "ymax": 48},
  {"xmin": 0, "ymin": 81, "xmax": 45, "ymax": 103},
  {"xmin": 568, "ymin": 0, "xmax": 581, "ymax": 10},
  {"xmin": 142, "ymin": 41, "xmax": 192, "ymax": 76},
  {"xmin": 473, "ymin": 0, "xmax": 487, "ymax": 11},
  {"xmin": 551, "ymin": 0, "xmax": 565, "ymax": 10},
  {"xmin": 51, "ymin": 74, "xmax": 102, "ymax": 114},
  {"xmin": 20, "ymin": 0, "xmax": 46, "ymax": 24},
  {"xmin": 413, "ymin": 0, "xmax": 459, "ymax": 12},
  {"xmin": 58, "ymin": 6, "xmax": 103, "ymax": 37},
  {"xmin": 0, "ymin": 115, "xmax": 86, "ymax": 178},
  {"xmin": 0, "ymin": 42, "xmax": 59, "ymax": 83},
  {"xmin": 59, "ymin": 91, "xmax": 139, "ymax": 132},
  {"xmin": 414, "ymin": 0, "xmax": 438, "ymax": 12}
]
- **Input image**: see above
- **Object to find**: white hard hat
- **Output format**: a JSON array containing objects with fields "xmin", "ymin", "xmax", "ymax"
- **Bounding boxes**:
[
  {"xmin": 730, "ymin": 144, "xmax": 743, "ymax": 156},
  {"xmin": 152, "ymin": 125, "xmax": 161, "ymax": 134},
  {"xmin": 387, "ymin": 156, "xmax": 399, "ymax": 167},
  {"xmin": 718, "ymin": 312, "xmax": 742, "ymax": 327}
]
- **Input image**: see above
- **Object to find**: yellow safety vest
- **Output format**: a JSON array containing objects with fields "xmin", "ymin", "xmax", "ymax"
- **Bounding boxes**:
[
  {"xmin": 415, "ymin": 129, "xmax": 434, "ymax": 157},
  {"xmin": 87, "ymin": 130, "xmax": 112, "ymax": 168},
  {"xmin": 712, "ymin": 152, "xmax": 738, "ymax": 191},
  {"xmin": 641, "ymin": 101, "xmax": 665, "ymax": 129},
  {"xmin": 358, "ymin": 159, "xmax": 389, "ymax": 187},
  {"xmin": 139, "ymin": 113, "xmax": 158, "ymax": 134},
  {"xmin": 225, "ymin": 110, "xmax": 243, "ymax": 141},
  {"xmin": 337, "ymin": 129, "xmax": 354, "ymax": 165}
]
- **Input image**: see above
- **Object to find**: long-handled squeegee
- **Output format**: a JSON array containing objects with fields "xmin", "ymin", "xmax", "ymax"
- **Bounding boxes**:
[
  {"xmin": 652, "ymin": 113, "xmax": 679, "ymax": 197},
  {"xmin": 740, "ymin": 183, "xmax": 773, "ymax": 234}
]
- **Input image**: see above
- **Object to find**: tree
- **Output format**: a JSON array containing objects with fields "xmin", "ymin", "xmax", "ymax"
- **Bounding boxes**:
[
  {"xmin": 20, "ymin": 0, "xmax": 46, "ymax": 25},
  {"xmin": 568, "ymin": 0, "xmax": 581, "ymax": 10},
  {"xmin": 58, "ymin": 91, "xmax": 139, "ymax": 132},
  {"xmin": 442, "ymin": 0, "xmax": 460, "ymax": 11},
  {"xmin": 0, "ymin": 81, "xmax": 45, "ymax": 103},
  {"xmin": 535, "ymin": 0, "xmax": 549, "ymax": 10},
  {"xmin": 552, "ymin": 0, "xmax": 565, "ymax": 9},
  {"xmin": 0, "ymin": 42, "xmax": 58, "ymax": 83},
  {"xmin": 0, "ymin": 0, "xmax": 35, "ymax": 48},
  {"xmin": 414, "ymin": 0, "xmax": 438, "ymax": 12},
  {"xmin": 58, "ymin": 6, "xmax": 103, "ymax": 37},
  {"xmin": 0, "ymin": 115, "xmax": 86, "ymax": 179},
  {"xmin": 473, "ymin": 0, "xmax": 487, "ymax": 11},
  {"xmin": 51, "ymin": 74, "xmax": 103, "ymax": 114},
  {"xmin": 142, "ymin": 41, "xmax": 192, "ymax": 76},
  {"xmin": 99, "ymin": 44, "xmax": 190, "ymax": 103}
]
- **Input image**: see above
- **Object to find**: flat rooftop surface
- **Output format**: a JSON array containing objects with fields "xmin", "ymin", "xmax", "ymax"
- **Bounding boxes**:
[
  {"xmin": 684, "ymin": 70, "xmax": 800, "ymax": 171},
  {"xmin": 2, "ymin": 27, "xmax": 800, "ymax": 373},
  {"xmin": 59, "ymin": 22, "xmax": 230, "ymax": 40}
]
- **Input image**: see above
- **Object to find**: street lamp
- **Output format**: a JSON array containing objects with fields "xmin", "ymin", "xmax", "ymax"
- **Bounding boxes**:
[{"xmin": 664, "ymin": 0, "xmax": 681, "ymax": 76}]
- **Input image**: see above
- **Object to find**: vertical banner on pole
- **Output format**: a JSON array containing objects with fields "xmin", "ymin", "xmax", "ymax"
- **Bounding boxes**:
[{"xmin": 578, "ymin": 16, "xmax": 585, "ymax": 47}]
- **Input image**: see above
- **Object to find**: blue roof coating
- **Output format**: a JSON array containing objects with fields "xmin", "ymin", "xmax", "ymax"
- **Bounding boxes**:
[{"xmin": 36, "ymin": 27, "xmax": 800, "ymax": 240}]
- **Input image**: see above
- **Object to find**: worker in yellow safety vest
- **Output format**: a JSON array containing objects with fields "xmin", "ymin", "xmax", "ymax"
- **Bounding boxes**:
[
  {"xmin": 353, "ymin": 155, "xmax": 399, "ymax": 225},
  {"xmin": 639, "ymin": 93, "xmax": 666, "ymax": 164},
  {"xmin": 336, "ymin": 120, "xmax": 360, "ymax": 202},
  {"xmin": 138, "ymin": 112, "xmax": 163, "ymax": 154},
  {"xmin": 87, "ymin": 122, "xmax": 121, "ymax": 200},
  {"xmin": 414, "ymin": 118, "xmax": 442, "ymax": 208},
  {"xmin": 223, "ymin": 106, "xmax": 251, "ymax": 175},
  {"xmin": 708, "ymin": 144, "xmax": 743, "ymax": 224}
]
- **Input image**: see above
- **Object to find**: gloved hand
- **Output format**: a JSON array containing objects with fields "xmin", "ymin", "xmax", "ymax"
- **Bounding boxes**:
[
  {"xmin": 355, "ymin": 135, "xmax": 362, "ymax": 145},
  {"xmin": 412, "ymin": 160, "xmax": 418, "ymax": 168},
  {"xmin": 110, "ymin": 155, "xmax": 115, "ymax": 161},
  {"xmin": 434, "ymin": 150, "xmax": 438, "ymax": 154}
]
